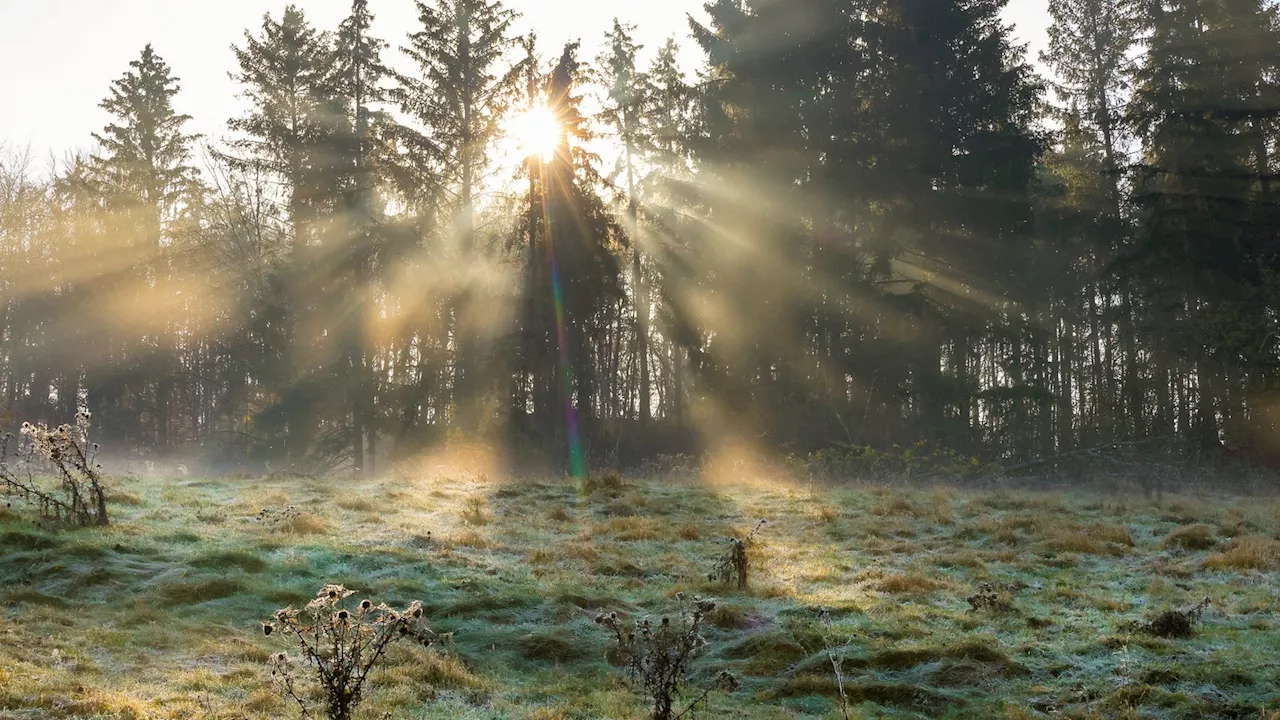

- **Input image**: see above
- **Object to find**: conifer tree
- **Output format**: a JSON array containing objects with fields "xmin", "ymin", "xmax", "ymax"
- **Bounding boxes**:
[
  {"xmin": 227, "ymin": 5, "xmax": 338, "ymax": 464},
  {"xmin": 228, "ymin": 5, "xmax": 337, "ymax": 243},
  {"xmin": 88, "ymin": 44, "xmax": 199, "ymax": 451},
  {"xmin": 393, "ymin": 0, "xmax": 521, "ymax": 433},
  {"xmin": 332, "ymin": 0, "xmax": 394, "ymax": 473},
  {"xmin": 1042, "ymin": 0, "xmax": 1141, "ymax": 212},
  {"xmin": 598, "ymin": 19, "xmax": 653, "ymax": 422},
  {"xmin": 528, "ymin": 42, "xmax": 623, "ymax": 466}
]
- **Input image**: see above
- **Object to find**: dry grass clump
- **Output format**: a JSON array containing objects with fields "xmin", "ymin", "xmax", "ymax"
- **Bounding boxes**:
[
  {"xmin": 460, "ymin": 496, "xmax": 489, "ymax": 526},
  {"xmin": 583, "ymin": 471, "xmax": 625, "ymax": 496},
  {"xmin": 1131, "ymin": 597, "xmax": 1211, "ymax": 638},
  {"xmin": 675, "ymin": 523, "xmax": 702, "ymax": 541},
  {"xmin": 595, "ymin": 516, "xmax": 663, "ymax": 541},
  {"xmin": 527, "ymin": 547, "xmax": 554, "ymax": 564},
  {"xmin": 872, "ymin": 496, "xmax": 918, "ymax": 517},
  {"xmin": 1161, "ymin": 524, "xmax": 1217, "ymax": 551},
  {"xmin": 281, "ymin": 511, "xmax": 329, "ymax": 535},
  {"xmin": 875, "ymin": 572, "xmax": 948, "ymax": 594},
  {"xmin": 1046, "ymin": 523, "xmax": 1132, "ymax": 555},
  {"xmin": 335, "ymin": 494, "xmax": 375, "ymax": 512},
  {"xmin": 1202, "ymin": 536, "xmax": 1280, "ymax": 571},
  {"xmin": 451, "ymin": 530, "xmax": 491, "ymax": 549}
]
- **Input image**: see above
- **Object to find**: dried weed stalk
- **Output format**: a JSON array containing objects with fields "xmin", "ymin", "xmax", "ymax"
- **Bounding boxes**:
[
  {"xmin": 0, "ymin": 411, "xmax": 108, "ymax": 527},
  {"xmin": 265, "ymin": 584, "xmax": 441, "ymax": 720},
  {"xmin": 708, "ymin": 519, "xmax": 766, "ymax": 589},
  {"xmin": 595, "ymin": 594, "xmax": 738, "ymax": 720}
]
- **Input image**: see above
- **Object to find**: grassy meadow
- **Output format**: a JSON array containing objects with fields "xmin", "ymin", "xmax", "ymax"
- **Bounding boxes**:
[{"xmin": 2, "ymin": 460, "xmax": 1280, "ymax": 719}]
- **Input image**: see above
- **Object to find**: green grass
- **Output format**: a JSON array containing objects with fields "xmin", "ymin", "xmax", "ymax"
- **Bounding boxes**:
[{"xmin": 1, "ymin": 470, "xmax": 1279, "ymax": 719}]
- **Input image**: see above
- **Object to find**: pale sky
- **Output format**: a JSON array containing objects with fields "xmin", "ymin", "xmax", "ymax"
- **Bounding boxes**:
[{"xmin": 0, "ymin": 0, "xmax": 1050, "ymax": 162}]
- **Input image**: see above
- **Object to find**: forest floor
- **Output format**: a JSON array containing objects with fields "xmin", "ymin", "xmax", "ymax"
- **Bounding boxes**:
[{"xmin": 2, "ymin": 460, "xmax": 1279, "ymax": 719}]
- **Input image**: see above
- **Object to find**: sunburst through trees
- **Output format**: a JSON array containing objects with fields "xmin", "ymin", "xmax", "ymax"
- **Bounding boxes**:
[{"xmin": 1, "ymin": 0, "xmax": 1279, "ymax": 476}]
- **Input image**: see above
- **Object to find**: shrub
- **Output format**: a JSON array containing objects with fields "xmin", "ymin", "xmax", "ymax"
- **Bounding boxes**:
[
  {"xmin": 708, "ymin": 519, "xmax": 766, "ymax": 589},
  {"xmin": 0, "ymin": 412, "xmax": 108, "ymax": 527},
  {"xmin": 264, "ymin": 584, "xmax": 441, "ymax": 720},
  {"xmin": 594, "ymin": 594, "xmax": 738, "ymax": 720}
]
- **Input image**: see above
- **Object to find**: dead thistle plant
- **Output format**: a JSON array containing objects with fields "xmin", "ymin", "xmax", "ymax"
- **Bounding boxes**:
[
  {"xmin": 708, "ymin": 519, "xmax": 766, "ymax": 589},
  {"xmin": 0, "ymin": 411, "xmax": 108, "ymax": 527},
  {"xmin": 264, "ymin": 584, "xmax": 441, "ymax": 720},
  {"xmin": 595, "ymin": 594, "xmax": 738, "ymax": 720}
]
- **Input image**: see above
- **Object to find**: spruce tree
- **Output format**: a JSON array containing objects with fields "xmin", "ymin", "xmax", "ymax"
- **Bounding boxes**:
[
  {"xmin": 393, "ymin": 0, "xmax": 521, "ymax": 433},
  {"xmin": 529, "ymin": 42, "xmax": 623, "ymax": 468},
  {"xmin": 89, "ymin": 44, "xmax": 199, "ymax": 451},
  {"xmin": 228, "ymin": 5, "xmax": 337, "ymax": 243},
  {"xmin": 227, "ymin": 5, "xmax": 339, "ymax": 465},
  {"xmin": 1042, "ymin": 0, "xmax": 1141, "ymax": 212},
  {"xmin": 332, "ymin": 0, "xmax": 394, "ymax": 474}
]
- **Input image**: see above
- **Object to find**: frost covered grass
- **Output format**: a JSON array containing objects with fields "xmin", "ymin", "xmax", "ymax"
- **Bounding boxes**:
[{"xmin": 1, "ymin": 469, "xmax": 1279, "ymax": 719}]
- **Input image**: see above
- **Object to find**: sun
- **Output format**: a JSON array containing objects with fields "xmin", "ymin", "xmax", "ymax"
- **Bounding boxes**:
[{"xmin": 506, "ymin": 105, "xmax": 561, "ymax": 161}]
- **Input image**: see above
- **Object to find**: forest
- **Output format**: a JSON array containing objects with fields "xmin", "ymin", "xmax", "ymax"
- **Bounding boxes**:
[{"xmin": 0, "ymin": 0, "xmax": 1274, "ymax": 477}]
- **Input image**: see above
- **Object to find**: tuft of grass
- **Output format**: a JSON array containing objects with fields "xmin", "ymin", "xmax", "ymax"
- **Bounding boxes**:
[
  {"xmin": 875, "ymin": 572, "xmax": 948, "ymax": 594},
  {"xmin": 582, "ymin": 471, "xmax": 625, "ymax": 496},
  {"xmin": 675, "ymin": 523, "xmax": 702, "ymax": 540},
  {"xmin": 335, "ymin": 494, "xmax": 375, "ymax": 511},
  {"xmin": 1046, "ymin": 524, "xmax": 1132, "ymax": 555},
  {"xmin": 517, "ymin": 630, "xmax": 584, "ymax": 664},
  {"xmin": 872, "ymin": 496, "xmax": 917, "ymax": 517},
  {"xmin": 190, "ymin": 549, "xmax": 268, "ymax": 573},
  {"xmin": 157, "ymin": 577, "xmax": 248, "ymax": 606},
  {"xmin": 460, "ymin": 496, "xmax": 489, "ymax": 526},
  {"xmin": 1161, "ymin": 524, "xmax": 1217, "ymax": 551},
  {"xmin": 280, "ymin": 511, "xmax": 329, "ymax": 535},
  {"xmin": 1202, "ymin": 536, "xmax": 1280, "ymax": 571},
  {"xmin": 706, "ymin": 602, "xmax": 751, "ymax": 629}
]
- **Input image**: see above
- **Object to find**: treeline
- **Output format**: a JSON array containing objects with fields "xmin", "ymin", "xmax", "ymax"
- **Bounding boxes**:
[{"xmin": 1, "ymin": 0, "xmax": 1278, "ymax": 473}]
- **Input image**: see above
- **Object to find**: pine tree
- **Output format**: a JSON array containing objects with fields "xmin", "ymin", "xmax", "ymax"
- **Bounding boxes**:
[
  {"xmin": 227, "ymin": 5, "xmax": 337, "ymax": 243},
  {"xmin": 393, "ymin": 0, "xmax": 521, "ymax": 433},
  {"xmin": 332, "ymin": 0, "xmax": 394, "ymax": 474},
  {"xmin": 227, "ymin": 5, "xmax": 339, "ymax": 465},
  {"xmin": 88, "ymin": 44, "xmax": 199, "ymax": 452}
]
